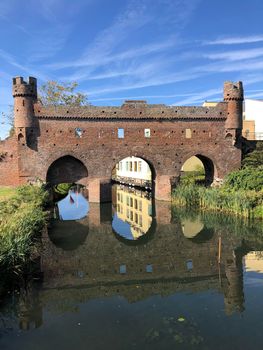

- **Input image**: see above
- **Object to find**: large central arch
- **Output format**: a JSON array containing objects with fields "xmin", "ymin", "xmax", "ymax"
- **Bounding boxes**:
[{"xmin": 46, "ymin": 155, "xmax": 88, "ymax": 185}]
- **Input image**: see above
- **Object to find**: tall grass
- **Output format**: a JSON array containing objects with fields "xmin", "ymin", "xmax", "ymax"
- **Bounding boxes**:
[
  {"xmin": 172, "ymin": 184, "xmax": 263, "ymax": 219},
  {"xmin": 0, "ymin": 185, "xmax": 48, "ymax": 273}
]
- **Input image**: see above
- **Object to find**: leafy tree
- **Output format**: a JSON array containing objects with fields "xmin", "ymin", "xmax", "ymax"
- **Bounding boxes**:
[
  {"xmin": 242, "ymin": 142, "xmax": 263, "ymax": 168},
  {"xmin": 224, "ymin": 166, "xmax": 263, "ymax": 191},
  {"xmin": 39, "ymin": 81, "xmax": 88, "ymax": 106},
  {"xmin": 1, "ymin": 107, "xmax": 14, "ymax": 137}
]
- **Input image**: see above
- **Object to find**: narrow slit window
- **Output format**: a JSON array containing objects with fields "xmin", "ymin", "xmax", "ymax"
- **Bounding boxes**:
[
  {"xmin": 186, "ymin": 260, "xmax": 193, "ymax": 271},
  {"xmin": 118, "ymin": 128, "xmax": 124, "ymax": 138},
  {"xmin": 185, "ymin": 129, "xmax": 192, "ymax": 139}
]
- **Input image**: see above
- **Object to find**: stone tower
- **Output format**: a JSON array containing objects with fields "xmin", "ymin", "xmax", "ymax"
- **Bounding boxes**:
[
  {"xmin": 12, "ymin": 76, "xmax": 37, "ymax": 142},
  {"xmin": 224, "ymin": 81, "xmax": 244, "ymax": 139}
]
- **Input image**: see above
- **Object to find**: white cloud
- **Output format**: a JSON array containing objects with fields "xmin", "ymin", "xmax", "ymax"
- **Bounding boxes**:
[
  {"xmin": 172, "ymin": 88, "xmax": 221, "ymax": 106},
  {"xmin": 204, "ymin": 47, "xmax": 263, "ymax": 62},
  {"xmin": 204, "ymin": 35, "xmax": 263, "ymax": 45}
]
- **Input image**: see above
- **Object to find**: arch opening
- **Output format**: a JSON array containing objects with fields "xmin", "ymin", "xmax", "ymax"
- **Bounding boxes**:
[
  {"xmin": 46, "ymin": 155, "xmax": 88, "ymax": 186},
  {"xmin": 111, "ymin": 156, "xmax": 154, "ymax": 190},
  {"xmin": 180, "ymin": 155, "xmax": 215, "ymax": 186},
  {"xmin": 18, "ymin": 133, "xmax": 24, "ymax": 142}
]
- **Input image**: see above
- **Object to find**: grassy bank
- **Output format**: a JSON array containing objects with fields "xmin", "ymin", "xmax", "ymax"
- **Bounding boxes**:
[
  {"xmin": 173, "ymin": 144, "xmax": 263, "ymax": 219},
  {"xmin": 0, "ymin": 185, "xmax": 49, "ymax": 273},
  {"xmin": 0, "ymin": 187, "xmax": 17, "ymax": 202},
  {"xmin": 172, "ymin": 184, "xmax": 263, "ymax": 219}
]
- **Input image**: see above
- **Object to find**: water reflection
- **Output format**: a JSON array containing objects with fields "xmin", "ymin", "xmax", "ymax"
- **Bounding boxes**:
[
  {"xmin": 1, "ymin": 196, "xmax": 263, "ymax": 349},
  {"xmin": 112, "ymin": 184, "xmax": 153, "ymax": 241},
  {"xmin": 55, "ymin": 186, "xmax": 89, "ymax": 221}
]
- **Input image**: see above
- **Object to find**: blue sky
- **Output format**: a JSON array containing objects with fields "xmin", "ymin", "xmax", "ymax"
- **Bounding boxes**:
[{"xmin": 1, "ymin": 0, "xmax": 263, "ymax": 138}]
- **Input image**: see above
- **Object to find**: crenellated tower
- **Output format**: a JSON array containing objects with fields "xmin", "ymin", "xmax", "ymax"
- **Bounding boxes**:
[
  {"xmin": 12, "ymin": 76, "xmax": 37, "ymax": 143},
  {"xmin": 224, "ymin": 81, "xmax": 244, "ymax": 140}
]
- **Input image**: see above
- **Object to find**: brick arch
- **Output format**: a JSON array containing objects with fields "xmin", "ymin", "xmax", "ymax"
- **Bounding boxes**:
[
  {"xmin": 46, "ymin": 155, "xmax": 88, "ymax": 185},
  {"xmin": 180, "ymin": 152, "xmax": 218, "ymax": 185}
]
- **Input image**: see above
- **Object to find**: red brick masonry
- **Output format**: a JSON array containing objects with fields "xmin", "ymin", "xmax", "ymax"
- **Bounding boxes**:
[{"xmin": 0, "ymin": 77, "xmax": 243, "ymax": 202}]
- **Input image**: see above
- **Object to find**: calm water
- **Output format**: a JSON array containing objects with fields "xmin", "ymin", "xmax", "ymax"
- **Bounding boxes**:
[{"xmin": 0, "ymin": 184, "xmax": 263, "ymax": 350}]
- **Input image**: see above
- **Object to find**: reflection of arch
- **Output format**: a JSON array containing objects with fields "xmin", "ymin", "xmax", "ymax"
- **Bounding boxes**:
[
  {"xmin": 181, "ymin": 154, "xmax": 216, "ymax": 186},
  {"xmin": 48, "ymin": 219, "xmax": 88, "ymax": 251},
  {"xmin": 112, "ymin": 218, "xmax": 157, "ymax": 246},
  {"xmin": 189, "ymin": 228, "xmax": 214, "ymax": 243},
  {"xmin": 111, "ymin": 183, "xmax": 156, "ymax": 245},
  {"xmin": 46, "ymin": 155, "xmax": 88, "ymax": 185}
]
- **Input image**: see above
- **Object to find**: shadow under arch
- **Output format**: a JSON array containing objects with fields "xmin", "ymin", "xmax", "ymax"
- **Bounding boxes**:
[
  {"xmin": 46, "ymin": 155, "xmax": 88, "ymax": 185},
  {"xmin": 188, "ymin": 227, "xmax": 214, "ymax": 244},
  {"xmin": 181, "ymin": 153, "xmax": 217, "ymax": 186},
  {"xmin": 48, "ymin": 219, "xmax": 89, "ymax": 251}
]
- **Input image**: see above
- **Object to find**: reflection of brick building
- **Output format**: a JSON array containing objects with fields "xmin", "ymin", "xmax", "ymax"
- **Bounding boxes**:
[{"xmin": 39, "ymin": 203, "xmax": 244, "ymax": 314}]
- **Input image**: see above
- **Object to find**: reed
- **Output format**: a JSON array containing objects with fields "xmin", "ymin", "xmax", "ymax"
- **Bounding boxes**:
[
  {"xmin": 0, "ymin": 185, "xmax": 48, "ymax": 272},
  {"xmin": 172, "ymin": 184, "xmax": 263, "ymax": 219}
]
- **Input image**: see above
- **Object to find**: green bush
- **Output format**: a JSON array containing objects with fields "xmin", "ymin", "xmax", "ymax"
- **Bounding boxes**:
[{"xmin": 224, "ymin": 166, "xmax": 263, "ymax": 191}]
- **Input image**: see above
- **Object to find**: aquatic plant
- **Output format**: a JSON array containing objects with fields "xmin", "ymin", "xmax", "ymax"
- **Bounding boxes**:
[{"xmin": 172, "ymin": 184, "xmax": 263, "ymax": 219}]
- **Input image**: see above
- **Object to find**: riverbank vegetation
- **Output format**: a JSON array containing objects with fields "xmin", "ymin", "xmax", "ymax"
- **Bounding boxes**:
[
  {"xmin": 172, "ymin": 143, "xmax": 263, "ymax": 219},
  {"xmin": 0, "ymin": 187, "xmax": 16, "ymax": 201},
  {"xmin": 0, "ymin": 185, "xmax": 49, "ymax": 273}
]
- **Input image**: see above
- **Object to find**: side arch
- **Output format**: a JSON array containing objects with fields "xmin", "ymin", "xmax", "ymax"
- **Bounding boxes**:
[
  {"xmin": 181, "ymin": 153, "xmax": 218, "ymax": 186},
  {"xmin": 46, "ymin": 155, "xmax": 88, "ymax": 185}
]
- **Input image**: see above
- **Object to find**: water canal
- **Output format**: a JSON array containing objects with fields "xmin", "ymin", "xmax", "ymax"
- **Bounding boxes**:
[{"xmin": 0, "ymin": 184, "xmax": 263, "ymax": 350}]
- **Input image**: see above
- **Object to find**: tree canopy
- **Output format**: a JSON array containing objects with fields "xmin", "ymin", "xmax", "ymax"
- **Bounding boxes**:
[
  {"xmin": 39, "ymin": 81, "xmax": 88, "ymax": 106},
  {"xmin": 242, "ymin": 142, "xmax": 263, "ymax": 168}
]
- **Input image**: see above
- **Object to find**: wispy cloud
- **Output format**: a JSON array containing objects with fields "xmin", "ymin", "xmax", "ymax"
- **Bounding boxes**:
[
  {"xmin": 0, "ymin": 49, "xmax": 50, "ymax": 81},
  {"xmin": 204, "ymin": 47, "xmax": 263, "ymax": 61},
  {"xmin": 204, "ymin": 35, "xmax": 263, "ymax": 45},
  {"xmin": 171, "ymin": 88, "xmax": 221, "ymax": 105},
  {"xmin": 89, "ymin": 92, "xmax": 213, "ymax": 103},
  {"xmin": 86, "ymin": 70, "xmax": 204, "ymax": 96},
  {"xmin": 48, "ymin": 38, "xmax": 176, "ymax": 71}
]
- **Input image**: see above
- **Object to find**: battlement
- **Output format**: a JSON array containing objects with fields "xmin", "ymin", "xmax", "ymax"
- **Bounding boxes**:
[
  {"xmin": 12, "ymin": 76, "xmax": 37, "ymax": 98},
  {"xmin": 224, "ymin": 81, "xmax": 243, "ymax": 101}
]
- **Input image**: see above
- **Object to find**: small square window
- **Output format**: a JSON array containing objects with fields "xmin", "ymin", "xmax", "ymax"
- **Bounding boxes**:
[
  {"xmin": 120, "ymin": 264, "xmax": 126, "ymax": 274},
  {"xmin": 75, "ymin": 128, "xmax": 83, "ymax": 138},
  {"xmin": 144, "ymin": 129, "xmax": 151, "ymax": 138},
  {"xmin": 186, "ymin": 260, "xmax": 193, "ymax": 270},
  {"xmin": 146, "ymin": 264, "xmax": 153, "ymax": 273},
  {"xmin": 118, "ymin": 128, "xmax": 124, "ymax": 138}
]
